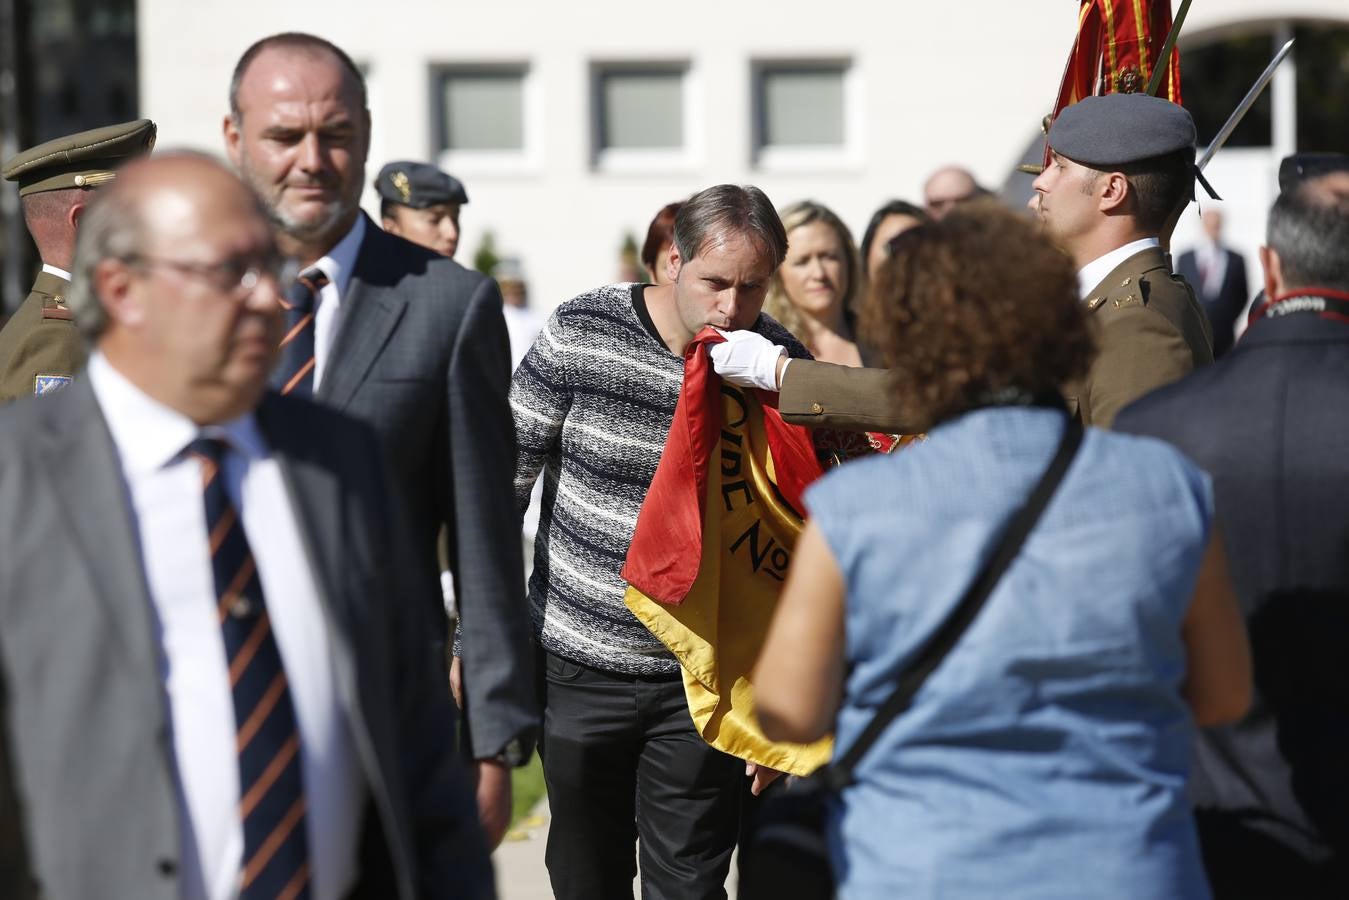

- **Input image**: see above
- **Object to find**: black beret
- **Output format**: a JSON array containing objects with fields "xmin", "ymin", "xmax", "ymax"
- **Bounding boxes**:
[
  {"xmin": 1048, "ymin": 93, "xmax": 1196, "ymax": 167},
  {"xmin": 374, "ymin": 161, "xmax": 468, "ymax": 208}
]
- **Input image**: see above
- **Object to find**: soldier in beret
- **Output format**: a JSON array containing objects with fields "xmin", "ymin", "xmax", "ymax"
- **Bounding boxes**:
[
  {"xmin": 374, "ymin": 160, "xmax": 469, "ymax": 259},
  {"xmin": 1030, "ymin": 92, "xmax": 1214, "ymax": 427},
  {"xmin": 0, "ymin": 119, "xmax": 156, "ymax": 402}
]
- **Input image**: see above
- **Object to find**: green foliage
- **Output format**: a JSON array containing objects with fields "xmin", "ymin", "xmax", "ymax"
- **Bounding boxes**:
[
  {"xmin": 474, "ymin": 231, "xmax": 501, "ymax": 277},
  {"xmin": 510, "ymin": 752, "xmax": 546, "ymax": 825}
]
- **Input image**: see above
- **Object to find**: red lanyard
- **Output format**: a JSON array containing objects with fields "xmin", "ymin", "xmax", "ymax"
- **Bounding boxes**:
[{"xmin": 1246, "ymin": 288, "xmax": 1349, "ymax": 328}]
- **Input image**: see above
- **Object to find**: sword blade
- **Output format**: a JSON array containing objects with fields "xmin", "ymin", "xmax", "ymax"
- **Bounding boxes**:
[
  {"xmin": 1197, "ymin": 38, "xmax": 1295, "ymax": 171},
  {"xmin": 1146, "ymin": 0, "xmax": 1195, "ymax": 97}
]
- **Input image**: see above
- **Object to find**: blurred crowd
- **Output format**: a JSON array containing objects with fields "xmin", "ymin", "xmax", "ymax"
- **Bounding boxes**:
[{"xmin": 1, "ymin": 28, "xmax": 1347, "ymax": 900}]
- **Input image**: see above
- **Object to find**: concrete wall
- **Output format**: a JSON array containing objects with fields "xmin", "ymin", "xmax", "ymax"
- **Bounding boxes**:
[{"xmin": 140, "ymin": 1, "xmax": 1347, "ymax": 312}]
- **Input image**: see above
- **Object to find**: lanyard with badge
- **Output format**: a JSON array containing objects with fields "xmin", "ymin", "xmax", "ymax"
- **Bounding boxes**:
[{"xmin": 1247, "ymin": 289, "xmax": 1349, "ymax": 328}]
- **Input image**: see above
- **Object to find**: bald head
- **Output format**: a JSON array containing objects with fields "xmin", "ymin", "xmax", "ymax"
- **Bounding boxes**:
[
  {"xmin": 229, "ymin": 32, "xmax": 366, "ymax": 122},
  {"xmin": 70, "ymin": 152, "xmax": 285, "ymax": 423},
  {"xmin": 1201, "ymin": 208, "xmax": 1224, "ymax": 243},
  {"xmin": 924, "ymin": 166, "xmax": 981, "ymax": 219},
  {"xmin": 223, "ymin": 34, "xmax": 370, "ymax": 261}
]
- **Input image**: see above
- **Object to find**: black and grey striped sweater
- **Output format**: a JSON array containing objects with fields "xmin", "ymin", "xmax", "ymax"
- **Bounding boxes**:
[{"xmin": 510, "ymin": 282, "xmax": 808, "ymax": 676}]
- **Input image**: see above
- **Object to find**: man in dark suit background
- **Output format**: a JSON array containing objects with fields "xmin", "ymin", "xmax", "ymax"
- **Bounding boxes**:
[
  {"xmin": 1176, "ymin": 208, "xmax": 1250, "ymax": 357},
  {"xmin": 1116, "ymin": 169, "xmax": 1349, "ymax": 898},
  {"xmin": 222, "ymin": 32, "xmax": 536, "ymax": 848},
  {"xmin": 0, "ymin": 152, "xmax": 491, "ymax": 898}
]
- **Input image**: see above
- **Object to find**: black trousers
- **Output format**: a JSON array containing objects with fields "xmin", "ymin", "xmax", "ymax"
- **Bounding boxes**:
[
  {"xmin": 1197, "ymin": 811, "xmax": 1348, "ymax": 899},
  {"xmin": 539, "ymin": 650, "xmax": 744, "ymax": 900}
]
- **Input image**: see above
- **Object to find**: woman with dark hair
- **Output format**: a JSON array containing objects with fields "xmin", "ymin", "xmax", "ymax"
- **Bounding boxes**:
[
  {"xmin": 857, "ymin": 199, "xmax": 928, "ymax": 283},
  {"xmin": 755, "ymin": 202, "xmax": 1251, "ymax": 899},
  {"xmin": 641, "ymin": 200, "xmax": 684, "ymax": 285}
]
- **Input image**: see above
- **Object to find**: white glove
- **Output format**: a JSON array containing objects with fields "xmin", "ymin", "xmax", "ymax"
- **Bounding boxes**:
[{"xmin": 709, "ymin": 328, "xmax": 788, "ymax": 392}]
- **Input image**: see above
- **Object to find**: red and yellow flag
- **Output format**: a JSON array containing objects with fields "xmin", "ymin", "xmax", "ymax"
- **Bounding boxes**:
[
  {"xmin": 1047, "ymin": 0, "xmax": 1182, "ymax": 162},
  {"xmin": 621, "ymin": 330, "xmax": 832, "ymax": 775}
]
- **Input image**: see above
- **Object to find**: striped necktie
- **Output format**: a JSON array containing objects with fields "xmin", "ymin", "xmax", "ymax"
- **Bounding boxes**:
[
  {"xmin": 275, "ymin": 268, "xmax": 328, "ymax": 397},
  {"xmin": 186, "ymin": 437, "xmax": 312, "ymax": 899}
]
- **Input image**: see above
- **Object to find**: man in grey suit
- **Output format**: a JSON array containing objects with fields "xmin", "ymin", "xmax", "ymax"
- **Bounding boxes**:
[
  {"xmin": 0, "ymin": 153, "xmax": 491, "ymax": 898},
  {"xmin": 222, "ymin": 32, "xmax": 536, "ymax": 847}
]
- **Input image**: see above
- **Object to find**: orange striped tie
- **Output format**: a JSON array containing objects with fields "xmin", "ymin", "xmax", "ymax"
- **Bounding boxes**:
[
  {"xmin": 186, "ymin": 437, "xmax": 311, "ymax": 899},
  {"xmin": 275, "ymin": 269, "xmax": 328, "ymax": 397}
]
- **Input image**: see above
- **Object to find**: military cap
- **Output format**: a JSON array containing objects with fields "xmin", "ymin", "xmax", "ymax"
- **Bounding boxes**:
[
  {"xmin": 374, "ymin": 161, "xmax": 469, "ymax": 209},
  {"xmin": 2, "ymin": 119, "xmax": 156, "ymax": 196},
  {"xmin": 1048, "ymin": 93, "xmax": 1195, "ymax": 167},
  {"xmin": 1278, "ymin": 152, "xmax": 1349, "ymax": 194}
]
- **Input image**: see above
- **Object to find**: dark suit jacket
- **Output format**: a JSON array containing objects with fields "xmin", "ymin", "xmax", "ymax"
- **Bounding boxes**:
[
  {"xmin": 316, "ymin": 217, "xmax": 536, "ymax": 760},
  {"xmin": 1177, "ymin": 246, "xmax": 1250, "ymax": 358},
  {"xmin": 0, "ymin": 381, "xmax": 492, "ymax": 899},
  {"xmin": 1116, "ymin": 307, "xmax": 1349, "ymax": 869}
]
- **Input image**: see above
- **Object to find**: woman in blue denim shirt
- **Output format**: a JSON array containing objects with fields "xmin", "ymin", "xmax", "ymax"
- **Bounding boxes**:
[{"xmin": 756, "ymin": 204, "xmax": 1252, "ymax": 899}]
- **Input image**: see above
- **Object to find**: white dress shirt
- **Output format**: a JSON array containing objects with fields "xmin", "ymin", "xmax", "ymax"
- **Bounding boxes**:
[
  {"xmin": 1194, "ymin": 238, "xmax": 1228, "ymax": 298},
  {"xmin": 1077, "ymin": 237, "xmax": 1160, "ymax": 300},
  {"xmin": 87, "ymin": 353, "xmax": 364, "ymax": 900},
  {"xmin": 307, "ymin": 214, "xmax": 365, "ymax": 390},
  {"xmin": 40, "ymin": 262, "xmax": 72, "ymax": 281}
]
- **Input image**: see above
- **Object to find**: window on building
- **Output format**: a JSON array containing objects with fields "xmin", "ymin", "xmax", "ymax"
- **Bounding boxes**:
[
  {"xmin": 1291, "ymin": 23, "xmax": 1349, "ymax": 152},
  {"xmin": 435, "ymin": 67, "xmax": 527, "ymax": 153},
  {"xmin": 754, "ymin": 62, "xmax": 848, "ymax": 150},
  {"xmin": 1183, "ymin": 23, "xmax": 1349, "ymax": 154},
  {"xmin": 1184, "ymin": 34, "xmax": 1276, "ymax": 149},
  {"xmin": 594, "ymin": 66, "xmax": 685, "ymax": 151}
]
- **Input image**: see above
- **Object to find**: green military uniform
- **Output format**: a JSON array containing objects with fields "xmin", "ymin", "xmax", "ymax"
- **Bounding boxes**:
[
  {"xmin": 0, "ymin": 268, "xmax": 82, "ymax": 401},
  {"xmin": 771, "ymin": 92, "xmax": 1219, "ymax": 433},
  {"xmin": 0, "ymin": 118, "xmax": 156, "ymax": 402},
  {"xmin": 779, "ymin": 359, "xmax": 904, "ymax": 431},
  {"xmin": 1068, "ymin": 246, "xmax": 1212, "ymax": 428}
]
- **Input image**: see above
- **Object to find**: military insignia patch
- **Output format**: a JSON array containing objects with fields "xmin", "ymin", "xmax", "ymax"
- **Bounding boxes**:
[
  {"xmin": 392, "ymin": 171, "xmax": 412, "ymax": 202},
  {"xmin": 34, "ymin": 374, "xmax": 72, "ymax": 396}
]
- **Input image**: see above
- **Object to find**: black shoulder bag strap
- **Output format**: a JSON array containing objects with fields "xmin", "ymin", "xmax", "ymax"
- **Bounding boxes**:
[{"xmin": 822, "ymin": 420, "xmax": 1084, "ymax": 791}]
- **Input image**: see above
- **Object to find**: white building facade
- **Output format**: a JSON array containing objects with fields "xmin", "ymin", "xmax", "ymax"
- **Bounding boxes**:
[{"xmin": 140, "ymin": 0, "xmax": 1349, "ymax": 312}]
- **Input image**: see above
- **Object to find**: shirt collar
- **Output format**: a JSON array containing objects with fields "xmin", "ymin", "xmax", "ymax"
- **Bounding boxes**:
[
  {"xmin": 86, "ymin": 351, "xmax": 269, "ymax": 476},
  {"xmin": 1077, "ymin": 237, "xmax": 1160, "ymax": 300},
  {"xmin": 306, "ymin": 213, "xmax": 365, "ymax": 295},
  {"xmin": 41, "ymin": 263, "xmax": 72, "ymax": 281}
]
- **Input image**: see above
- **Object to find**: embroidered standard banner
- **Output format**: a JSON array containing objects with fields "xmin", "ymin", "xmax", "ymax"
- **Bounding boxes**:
[
  {"xmin": 622, "ymin": 329, "xmax": 832, "ymax": 775},
  {"xmin": 1046, "ymin": 0, "xmax": 1182, "ymax": 165}
]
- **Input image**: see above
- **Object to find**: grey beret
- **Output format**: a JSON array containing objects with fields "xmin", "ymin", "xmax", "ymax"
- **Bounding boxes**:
[
  {"xmin": 1048, "ymin": 93, "xmax": 1196, "ymax": 167},
  {"xmin": 374, "ymin": 161, "xmax": 468, "ymax": 208}
]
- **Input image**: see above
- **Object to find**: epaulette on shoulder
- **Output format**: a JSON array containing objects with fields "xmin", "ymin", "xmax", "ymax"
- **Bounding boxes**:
[
  {"xmin": 39, "ymin": 293, "xmax": 74, "ymax": 321},
  {"xmin": 1087, "ymin": 273, "xmax": 1144, "ymax": 313}
]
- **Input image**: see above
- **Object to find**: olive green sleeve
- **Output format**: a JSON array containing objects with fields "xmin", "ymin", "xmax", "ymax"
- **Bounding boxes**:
[
  {"xmin": 1083, "ymin": 305, "xmax": 1195, "ymax": 429},
  {"xmin": 0, "ymin": 308, "xmax": 86, "ymax": 404},
  {"xmin": 778, "ymin": 359, "xmax": 914, "ymax": 432}
]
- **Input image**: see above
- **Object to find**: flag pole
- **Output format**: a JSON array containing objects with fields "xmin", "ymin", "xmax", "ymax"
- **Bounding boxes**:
[{"xmin": 1146, "ymin": 0, "xmax": 1194, "ymax": 97}]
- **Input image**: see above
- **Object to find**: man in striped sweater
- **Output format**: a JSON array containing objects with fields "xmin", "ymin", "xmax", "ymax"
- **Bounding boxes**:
[{"xmin": 511, "ymin": 185, "xmax": 809, "ymax": 899}]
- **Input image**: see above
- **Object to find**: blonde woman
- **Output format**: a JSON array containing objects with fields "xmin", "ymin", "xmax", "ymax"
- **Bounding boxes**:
[{"xmin": 763, "ymin": 201, "xmax": 863, "ymax": 367}]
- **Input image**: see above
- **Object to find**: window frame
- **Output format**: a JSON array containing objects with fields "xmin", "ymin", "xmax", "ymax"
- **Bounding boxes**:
[
  {"xmin": 750, "ymin": 57, "xmax": 862, "ymax": 173},
  {"xmin": 589, "ymin": 58, "xmax": 699, "ymax": 173},
  {"xmin": 429, "ymin": 61, "xmax": 540, "ymax": 174}
]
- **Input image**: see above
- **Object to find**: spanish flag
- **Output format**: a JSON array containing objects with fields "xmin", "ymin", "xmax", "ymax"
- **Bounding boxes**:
[{"xmin": 622, "ymin": 329, "xmax": 833, "ymax": 776}]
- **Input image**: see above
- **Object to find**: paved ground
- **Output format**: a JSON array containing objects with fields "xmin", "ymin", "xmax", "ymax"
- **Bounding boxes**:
[
  {"xmin": 492, "ymin": 799, "xmax": 740, "ymax": 899},
  {"xmin": 493, "ymin": 799, "xmax": 553, "ymax": 900}
]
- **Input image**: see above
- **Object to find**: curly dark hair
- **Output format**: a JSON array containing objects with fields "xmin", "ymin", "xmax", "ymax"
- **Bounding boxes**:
[{"xmin": 861, "ymin": 200, "xmax": 1095, "ymax": 430}]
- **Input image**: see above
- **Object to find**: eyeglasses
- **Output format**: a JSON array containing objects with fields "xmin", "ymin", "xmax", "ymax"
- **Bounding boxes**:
[{"xmin": 124, "ymin": 252, "xmax": 299, "ymax": 296}]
